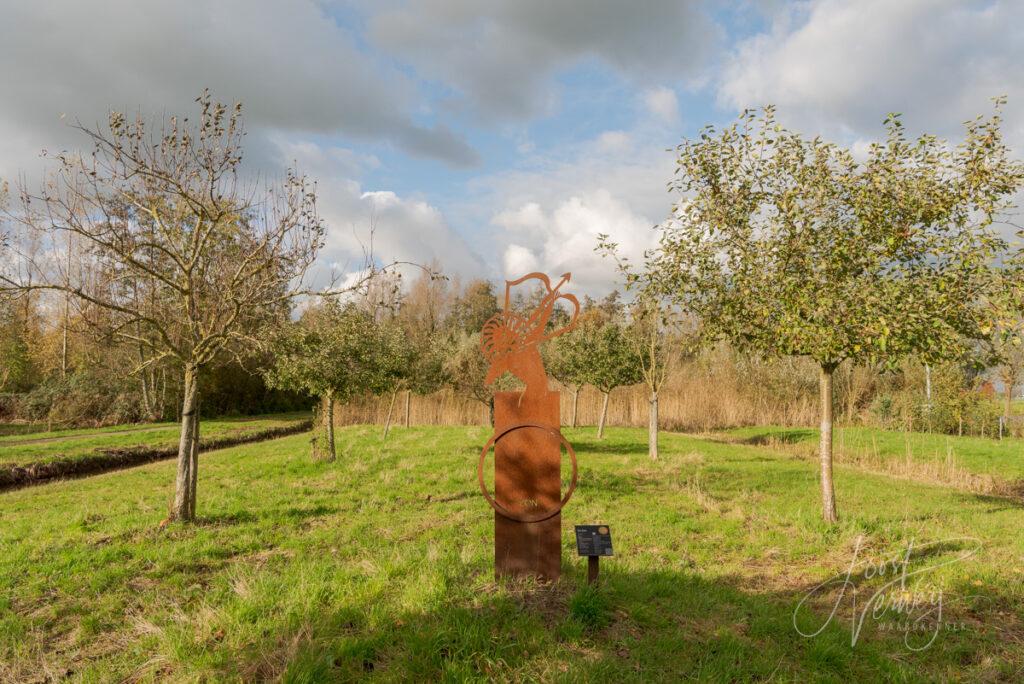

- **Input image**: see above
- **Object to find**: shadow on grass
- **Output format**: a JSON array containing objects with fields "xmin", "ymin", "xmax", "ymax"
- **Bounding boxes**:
[
  {"xmin": 986, "ymin": 478, "xmax": 1024, "ymax": 510},
  {"xmin": 575, "ymin": 469, "xmax": 664, "ymax": 496},
  {"xmin": 197, "ymin": 504, "xmax": 339, "ymax": 527},
  {"xmin": 954, "ymin": 489, "xmax": 1024, "ymax": 513},
  {"xmin": 735, "ymin": 429, "xmax": 817, "ymax": 446},
  {"xmin": 565, "ymin": 435, "xmax": 652, "ymax": 456},
  {"xmin": 203, "ymin": 555, "xmax": 1014, "ymax": 682}
]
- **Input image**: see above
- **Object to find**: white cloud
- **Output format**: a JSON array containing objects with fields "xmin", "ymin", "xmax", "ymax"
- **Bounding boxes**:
[
  {"xmin": 493, "ymin": 190, "xmax": 660, "ymax": 297},
  {"xmin": 368, "ymin": 0, "xmax": 721, "ymax": 122},
  {"xmin": 314, "ymin": 186, "xmax": 486, "ymax": 284},
  {"xmin": 456, "ymin": 121, "xmax": 676, "ymax": 295},
  {"xmin": 596, "ymin": 130, "xmax": 632, "ymax": 153},
  {"xmin": 502, "ymin": 244, "xmax": 540, "ymax": 275},
  {"xmin": 643, "ymin": 87, "xmax": 680, "ymax": 124},
  {"xmin": 718, "ymin": 0, "xmax": 1024, "ymax": 144},
  {"xmin": 0, "ymin": 0, "xmax": 478, "ymax": 182},
  {"xmin": 470, "ymin": 129, "xmax": 674, "ymax": 225},
  {"xmin": 271, "ymin": 136, "xmax": 381, "ymax": 180},
  {"xmin": 274, "ymin": 140, "xmax": 485, "ymax": 284}
]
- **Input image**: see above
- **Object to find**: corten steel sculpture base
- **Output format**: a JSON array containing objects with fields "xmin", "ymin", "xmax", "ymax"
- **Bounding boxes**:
[{"xmin": 478, "ymin": 272, "xmax": 580, "ymax": 581}]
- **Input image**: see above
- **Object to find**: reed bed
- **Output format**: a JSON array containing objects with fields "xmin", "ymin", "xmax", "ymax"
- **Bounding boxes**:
[{"xmin": 332, "ymin": 357, "xmax": 823, "ymax": 432}]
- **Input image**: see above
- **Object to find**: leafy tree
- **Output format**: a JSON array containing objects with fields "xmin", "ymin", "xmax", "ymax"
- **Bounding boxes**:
[
  {"xmin": 624, "ymin": 294, "xmax": 680, "ymax": 460},
  {"xmin": 373, "ymin": 316, "xmax": 415, "ymax": 440},
  {"xmin": 546, "ymin": 318, "xmax": 591, "ymax": 428},
  {"xmin": 396, "ymin": 268, "xmax": 452, "ymax": 426},
  {"xmin": 450, "ymin": 279, "xmax": 499, "ymax": 334},
  {"xmin": 0, "ymin": 93, "xmax": 378, "ymax": 521},
  {"xmin": 266, "ymin": 302, "xmax": 397, "ymax": 459},
  {"xmin": 199, "ymin": 357, "xmax": 309, "ymax": 417},
  {"xmin": 444, "ymin": 331, "xmax": 494, "ymax": 422},
  {"xmin": 397, "ymin": 328, "xmax": 449, "ymax": 428},
  {"xmin": 440, "ymin": 279, "xmax": 505, "ymax": 422},
  {"xmin": 0, "ymin": 300, "xmax": 38, "ymax": 393},
  {"xmin": 980, "ymin": 272, "xmax": 1024, "ymax": 426},
  {"xmin": 578, "ymin": 317, "xmax": 643, "ymax": 438},
  {"xmin": 547, "ymin": 293, "xmax": 623, "ymax": 428},
  {"xmin": 651, "ymin": 104, "xmax": 1023, "ymax": 522}
]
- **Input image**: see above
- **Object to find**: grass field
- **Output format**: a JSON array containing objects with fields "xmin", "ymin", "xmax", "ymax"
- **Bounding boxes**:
[
  {"xmin": 1, "ymin": 424, "xmax": 1022, "ymax": 681},
  {"xmin": 0, "ymin": 413, "xmax": 312, "ymax": 468},
  {"xmin": 0, "ymin": 423, "xmax": 50, "ymax": 438},
  {"xmin": 720, "ymin": 425, "xmax": 1024, "ymax": 496}
]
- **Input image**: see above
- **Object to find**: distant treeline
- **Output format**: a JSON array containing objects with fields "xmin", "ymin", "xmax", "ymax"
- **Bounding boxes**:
[
  {"xmin": 0, "ymin": 268, "xmax": 1012, "ymax": 437},
  {"xmin": 334, "ymin": 339, "xmax": 1011, "ymax": 438},
  {"xmin": 0, "ymin": 295, "xmax": 310, "ymax": 425}
]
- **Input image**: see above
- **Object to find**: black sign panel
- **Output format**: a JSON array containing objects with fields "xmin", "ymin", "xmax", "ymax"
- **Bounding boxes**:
[{"xmin": 575, "ymin": 525, "xmax": 613, "ymax": 557}]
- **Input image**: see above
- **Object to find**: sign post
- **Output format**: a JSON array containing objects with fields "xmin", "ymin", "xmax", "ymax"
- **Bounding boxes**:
[{"xmin": 574, "ymin": 525, "xmax": 613, "ymax": 585}]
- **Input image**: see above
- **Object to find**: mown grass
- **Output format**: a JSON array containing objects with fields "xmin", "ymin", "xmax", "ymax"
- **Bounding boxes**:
[
  {"xmin": 0, "ymin": 413, "xmax": 311, "ymax": 467},
  {"xmin": 720, "ymin": 425, "xmax": 1024, "ymax": 501},
  {"xmin": 0, "ymin": 422, "xmax": 168, "ymax": 444},
  {"xmin": 1, "ymin": 425, "xmax": 1022, "ymax": 681},
  {"xmin": 0, "ymin": 423, "xmax": 49, "ymax": 438}
]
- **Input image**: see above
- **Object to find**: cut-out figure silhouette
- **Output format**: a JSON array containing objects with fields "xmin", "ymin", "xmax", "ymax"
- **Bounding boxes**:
[{"xmin": 480, "ymin": 272, "xmax": 579, "ymax": 401}]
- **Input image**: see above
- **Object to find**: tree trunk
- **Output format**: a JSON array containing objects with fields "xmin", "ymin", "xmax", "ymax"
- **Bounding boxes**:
[
  {"xmin": 924, "ymin": 363, "xmax": 932, "ymax": 405},
  {"xmin": 187, "ymin": 393, "xmax": 200, "ymax": 519},
  {"xmin": 819, "ymin": 363, "xmax": 838, "ymax": 523},
  {"xmin": 140, "ymin": 373, "xmax": 152, "ymax": 420},
  {"xmin": 648, "ymin": 390, "xmax": 659, "ymax": 460},
  {"xmin": 1004, "ymin": 377, "xmax": 1013, "ymax": 421},
  {"xmin": 172, "ymin": 364, "xmax": 200, "ymax": 522},
  {"xmin": 326, "ymin": 393, "xmax": 336, "ymax": 461},
  {"xmin": 404, "ymin": 389, "xmax": 411, "ymax": 428},
  {"xmin": 60, "ymin": 296, "xmax": 69, "ymax": 379},
  {"xmin": 923, "ymin": 363, "xmax": 933, "ymax": 432},
  {"xmin": 160, "ymin": 368, "xmax": 167, "ymax": 420},
  {"xmin": 137, "ymin": 330, "xmax": 155, "ymax": 420},
  {"xmin": 61, "ymin": 236, "xmax": 71, "ymax": 380},
  {"xmin": 571, "ymin": 387, "xmax": 580, "ymax": 429},
  {"xmin": 597, "ymin": 390, "xmax": 610, "ymax": 439},
  {"xmin": 382, "ymin": 389, "xmax": 398, "ymax": 440}
]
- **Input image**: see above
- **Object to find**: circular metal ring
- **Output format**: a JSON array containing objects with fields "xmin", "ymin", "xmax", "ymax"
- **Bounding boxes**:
[{"xmin": 477, "ymin": 423, "xmax": 578, "ymax": 523}]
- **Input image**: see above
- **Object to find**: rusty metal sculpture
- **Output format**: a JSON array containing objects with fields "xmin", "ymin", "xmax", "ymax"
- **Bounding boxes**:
[{"xmin": 477, "ymin": 272, "xmax": 580, "ymax": 581}]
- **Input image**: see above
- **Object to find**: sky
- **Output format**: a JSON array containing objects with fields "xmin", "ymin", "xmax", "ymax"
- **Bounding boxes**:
[{"xmin": 2, "ymin": 0, "xmax": 1023, "ymax": 297}]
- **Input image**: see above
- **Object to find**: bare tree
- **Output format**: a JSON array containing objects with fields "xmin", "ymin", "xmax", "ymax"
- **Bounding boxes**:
[
  {"xmin": 1, "ymin": 92, "xmax": 379, "ymax": 522},
  {"xmin": 598, "ymin": 237, "xmax": 702, "ymax": 460},
  {"xmin": 626, "ymin": 296, "xmax": 672, "ymax": 459}
]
